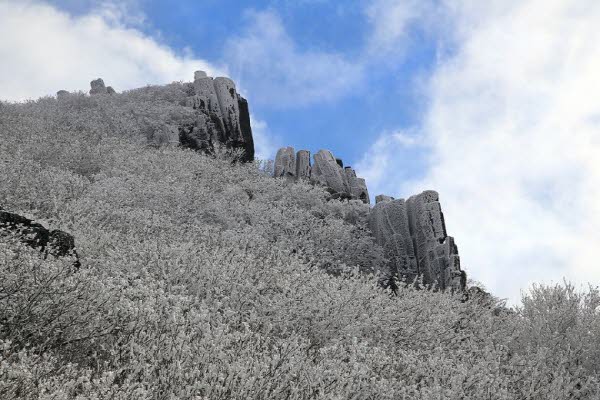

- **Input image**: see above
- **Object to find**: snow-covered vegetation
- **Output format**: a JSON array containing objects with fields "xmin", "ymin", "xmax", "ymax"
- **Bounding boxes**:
[{"xmin": 0, "ymin": 88, "xmax": 599, "ymax": 399}]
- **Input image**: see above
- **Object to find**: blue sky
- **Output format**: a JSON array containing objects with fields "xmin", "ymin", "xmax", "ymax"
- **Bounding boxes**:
[
  {"xmin": 45, "ymin": 0, "xmax": 438, "ymax": 164},
  {"xmin": 1, "ymin": 0, "xmax": 599, "ymax": 304}
]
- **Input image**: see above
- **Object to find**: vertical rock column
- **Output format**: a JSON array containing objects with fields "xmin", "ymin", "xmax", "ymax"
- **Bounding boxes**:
[
  {"xmin": 273, "ymin": 147, "xmax": 370, "ymax": 204},
  {"xmin": 274, "ymin": 147, "xmax": 297, "ymax": 178},
  {"xmin": 345, "ymin": 168, "xmax": 370, "ymax": 204},
  {"xmin": 179, "ymin": 71, "xmax": 254, "ymax": 162},
  {"xmin": 214, "ymin": 77, "xmax": 243, "ymax": 143},
  {"xmin": 311, "ymin": 150, "xmax": 350, "ymax": 196},
  {"xmin": 368, "ymin": 198, "xmax": 418, "ymax": 283},
  {"xmin": 296, "ymin": 150, "xmax": 311, "ymax": 180},
  {"xmin": 406, "ymin": 190, "xmax": 465, "ymax": 290}
]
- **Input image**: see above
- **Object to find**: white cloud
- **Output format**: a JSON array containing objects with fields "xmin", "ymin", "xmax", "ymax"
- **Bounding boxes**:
[
  {"xmin": 250, "ymin": 116, "xmax": 281, "ymax": 161},
  {"xmin": 356, "ymin": 130, "xmax": 427, "ymax": 198},
  {"xmin": 224, "ymin": 10, "xmax": 365, "ymax": 107},
  {"xmin": 0, "ymin": 1, "xmax": 221, "ymax": 101},
  {"xmin": 357, "ymin": 0, "xmax": 600, "ymax": 304},
  {"xmin": 365, "ymin": 0, "xmax": 429, "ymax": 58}
]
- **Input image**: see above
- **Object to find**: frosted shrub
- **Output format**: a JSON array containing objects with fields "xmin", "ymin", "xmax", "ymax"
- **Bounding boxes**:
[{"xmin": 0, "ymin": 90, "xmax": 598, "ymax": 398}]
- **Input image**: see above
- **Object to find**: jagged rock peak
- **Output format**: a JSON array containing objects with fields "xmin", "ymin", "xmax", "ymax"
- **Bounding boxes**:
[
  {"xmin": 369, "ymin": 190, "xmax": 466, "ymax": 291},
  {"xmin": 179, "ymin": 71, "xmax": 254, "ymax": 162},
  {"xmin": 273, "ymin": 147, "xmax": 370, "ymax": 204}
]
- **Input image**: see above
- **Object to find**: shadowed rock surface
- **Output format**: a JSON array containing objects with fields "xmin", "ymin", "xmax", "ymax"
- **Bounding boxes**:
[
  {"xmin": 0, "ymin": 207, "xmax": 79, "ymax": 266},
  {"xmin": 274, "ymin": 147, "xmax": 370, "ymax": 204},
  {"xmin": 89, "ymin": 78, "xmax": 116, "ymax": 96},
  {"xmin": 274, "ymin": 147, "xmax": 296, "ymax": 178},
  {"xmin": 296, "ymin": 150, "xmax": 311, "ymax": 180},
  {"xmin": 179, "ymin": 71, "xmax": 254, "ymax": 162},
  {"xmin": 369, "ymin": 191, "xmax": 465, "ymax": 291},
  {"xmin": 89, "ymin": 78, "xmax": 107, "ymax": 95}
]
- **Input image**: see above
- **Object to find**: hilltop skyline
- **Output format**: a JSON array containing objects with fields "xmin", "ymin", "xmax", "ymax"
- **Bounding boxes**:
[{"xmin": 1, "ymin": 0, "xmax": 599, "ymax": 303}]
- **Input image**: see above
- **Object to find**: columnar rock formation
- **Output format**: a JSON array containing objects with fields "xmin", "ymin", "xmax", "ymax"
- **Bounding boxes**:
[
  {"xmin": 179, "ymin": 71, "xmax": 254, "ymax": 162},
  {"xmin": 274, "ymin": 147, "xmax": 370, "ymax": 204},
  {"xmin": 369, "ymin": 191, "xmax": 465, "ymax": 291}
]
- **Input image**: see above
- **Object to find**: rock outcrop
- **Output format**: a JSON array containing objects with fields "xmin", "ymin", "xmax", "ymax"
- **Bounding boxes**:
[
  {"xmin": 89, "ymin": 78, "xmax": 116, "ymax": 96},
  {"xmin": 179, "ymin": 71, "xmax": 254, "ymax": 162},
  {"xmin": 273, "ymin": 147, "xmax": 370, "ymax": 204},
  {"xmin": 274, "ymin": 147, "xmax": 296, "ymax": 178},
  {"xmin": 369, "ymin": 192, "xmax": 465, "ymax": 291},
  {"xmin": 0, "ymin": 207, "xmax": 79, "ymax": 267}
]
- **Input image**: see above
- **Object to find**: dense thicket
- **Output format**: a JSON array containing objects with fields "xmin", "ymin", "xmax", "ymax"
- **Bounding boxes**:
[{"xmin": 0, "ymin": 89, "xmax": 599, "ymax": 399}]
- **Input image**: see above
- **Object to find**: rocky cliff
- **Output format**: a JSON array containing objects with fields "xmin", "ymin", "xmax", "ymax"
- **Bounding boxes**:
[
  {"xmin": 58, "ymin": 72, "xmax": 255, "ymax": 162},
  {"xmin": 55, "ymin": 72, "xmax": 466, "ymax": 291},
  {"xmin": 274, "ymin": 145, "xmax": 466, "ymax": 291},
  {"xmin": 178, "ymin": 71, "xmax": 254, "ymax": 162},
  {"xmin": 369, "ymin": 192, "xmax": 465, "ymax": 291}
]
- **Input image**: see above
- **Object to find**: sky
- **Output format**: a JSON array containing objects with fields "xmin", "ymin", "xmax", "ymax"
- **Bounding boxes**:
[{"xmin": 0, "ymin": 0, "xmax": 599, "ymax": 304}]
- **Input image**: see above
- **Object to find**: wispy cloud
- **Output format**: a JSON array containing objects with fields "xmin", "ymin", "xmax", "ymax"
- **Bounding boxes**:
[
  {"xmin": 250, "ymin": 116, "xmax": 281, "ymax": 161},
  {"xmin": 224, "ymin": 10, "xmax": 365, "ymax": 108},
  {"xmin": 357, "ymin": 0, "xmax": 600, "ymax": 303},
  {"xmin": 0, "ymin": 1, "xmax": 221, "ymax": 100}
]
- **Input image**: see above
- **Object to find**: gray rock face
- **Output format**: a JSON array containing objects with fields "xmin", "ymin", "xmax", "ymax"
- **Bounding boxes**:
[
  {"xmin": 369, "ymin": 199, "xmax": 418, "ymax": 284},
  {"xmin": 375, "ymin": 195, "xmax": 394, "ymax": 204},
  {"xmin": 273, "ymin": 147, "xmax": 370, "ymax": 204},
  {"xmin": 274, "ymin": 147, "xmax": 296, "ymax": 178},
  {"xmin": 179, "ymin": 72, "xmax": 254, "ymax": 162},
  {"xmin": 0, "ymin": 207, "xmax": 79, "ymax": 268},
  {"xmin": 369, "ymin": 191, "xmax": 465, "ymax": 291},
  {"xmin": 106, "ymin": 86, "xmax": 116, "ymax": 95},
  {"xmin": 312, "ymin": 150, "xmax": 349, "ymax": 194},
  {"xmin": 345, "ymin": 168, "xmax": 370, "ymax": 203},
  {"xmin": 56, "ymin": 90, "xmax": 69, "ymax": 98},
  {"xmin": 89, "ymin": 78, "xmax": 107, "ymax": 95},
  {"xmin": 296, "ymin": 150, "xmax": 311, "ymax": 180},
  {"xmin": 194, "ymin": 70, "xmax": 208, "ymax": 80}
]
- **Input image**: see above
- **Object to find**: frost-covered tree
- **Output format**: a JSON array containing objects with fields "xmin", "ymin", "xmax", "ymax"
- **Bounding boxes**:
[{"xmin": 0, "ymin": 88, "xmax": 598, "ymax": 399}]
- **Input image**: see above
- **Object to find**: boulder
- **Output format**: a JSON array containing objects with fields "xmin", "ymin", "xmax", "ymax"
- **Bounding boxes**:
[
  {"xmin": 89, "ymin": 78, "xmax": 107, "ymax": 95},
  {"xmin": 274, "ymin": 146, "xmax": 296, "ymax": 178},
  {"xmin": 56, "ymin": 90, "xmax": 69, "ymax": 98},
  {"xmin": 0, "ymin": 207, "xmax": 79, "ymax": 267},
  {"xmin": 106, "ymin": 86, "xmax": 116, "ymax": 95}
]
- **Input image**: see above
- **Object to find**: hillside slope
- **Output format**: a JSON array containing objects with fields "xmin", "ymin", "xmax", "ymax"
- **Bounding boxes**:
[{"xmin": 0, "ymin": 84, "xmax": 599, "ymax": 399}]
